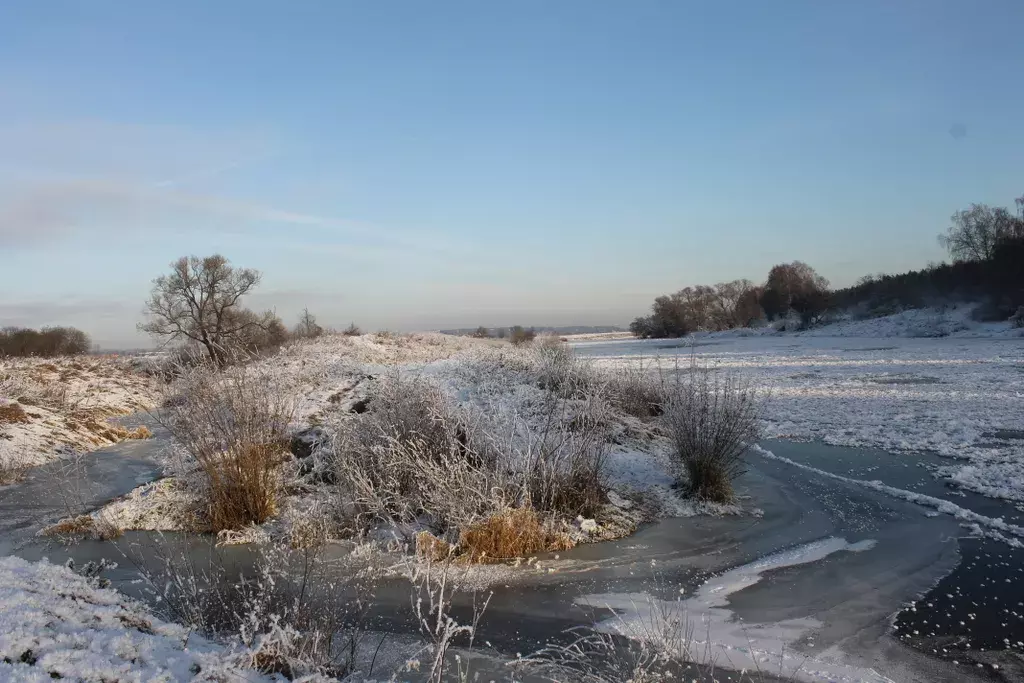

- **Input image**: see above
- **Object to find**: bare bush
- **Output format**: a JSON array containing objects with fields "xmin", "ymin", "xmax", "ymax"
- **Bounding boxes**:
[
  {"xmin": 606, "ymin": 361, "xmax": 665, "ymax": 419},
  {"xmin": 661, "ymin": 361, "xmax": 764, "ymax": 502},
  {"xmin": 515, "ymin": 394, "xmax": 609, "ymax": 518},
  {"xmin": 333, "ymin": 369, "xmax": 610, "ymax": 554},
  {"xmin": 532, "ymin": 337, "xmax": 598, "ymax": 399},
  {"xmin": 158, "ymin": 364, "xmax": 294, "ymax": 531},
  {"xmin": 0, "ymin": 456, "xmax": 26, "ymax": 485},
  {"xmin": 410, "ymin": 557, "xmax": 492, "ymax": 683},
  {"xmin": 342, "ymin": 322, "xmax": 362, "ymax": 337}
]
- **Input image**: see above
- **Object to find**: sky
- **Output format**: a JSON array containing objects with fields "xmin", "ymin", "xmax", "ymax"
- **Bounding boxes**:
[{"xmin": 1, "ymin": 1, "xmax": 1023, "ymax": 348}]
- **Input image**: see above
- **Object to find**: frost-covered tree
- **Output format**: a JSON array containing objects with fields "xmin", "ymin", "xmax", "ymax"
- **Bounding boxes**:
[{"xmin": 140, "ymin": 255, "xmax": 276, "ymax": 366}]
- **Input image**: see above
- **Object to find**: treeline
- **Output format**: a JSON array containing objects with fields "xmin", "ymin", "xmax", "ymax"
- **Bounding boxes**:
[
  {"xmin": 632, "ymin": 192, "xmax": 1024, "ymax": 338},
  {"xmin": 0, "ymin": 326, "xmax": 92, "ymax": 357},
  {"xmin": 630, "ymin": 262, "xmax": 830, "ymax": 338},
  {"xmin": 834, "ymin": 197, "xmax": 1024, "ymax": 320}
]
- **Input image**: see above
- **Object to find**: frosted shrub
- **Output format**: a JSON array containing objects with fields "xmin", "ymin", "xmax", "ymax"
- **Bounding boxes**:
[
  {"xmin": 333, "ymin": 370, "xmax": 610, "ymax": 552},
  {"xmin": 333, "ymin": 373, "xmax": 499, "ymax": 535},
  {"xmin": 159, "ymin": 364, "xmax": 294, "ymax": 531},
  {"xmin": 139, "ymin": 532, "xmax": 377, "ymax": 679},
  {"xmin": 606, "ymin": 360, "xmax": 665, "ymax": 418},
  {"xmin": 661, "ymin": 361, "xmax": 764, "ymax": 503}
]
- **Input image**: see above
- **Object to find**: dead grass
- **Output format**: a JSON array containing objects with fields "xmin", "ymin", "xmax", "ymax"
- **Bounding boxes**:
[
  {"xmin": 416, "ymin": 530, "xmax": 455, "ymax": 562},
  {"xmin": 457, "ymin": 508, "xmax": 574, "ymax": 564},
  {"xmin": 159, "ymin": 364, "xmax": 294, "ymax": 532},
  {"xmin": 0, "ymin": 458, "xmax": 27, "ymax": 485},
  {"xmin": 206, "ymin": 442, "xmax": 288, "ymax": 532},
  {"xmin": 0, "ymin": 402, "xmax": 30, "ymax": 425},
  {"xmin": 40, "ymin": 514, "xmax": 123, "ymax": 541},
  {"xmin": 415, "ymin": 509, "xmax": 575, "ymax": 564}
]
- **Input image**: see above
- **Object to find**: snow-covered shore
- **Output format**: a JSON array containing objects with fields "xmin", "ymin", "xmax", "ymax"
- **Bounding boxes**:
[
  {"xmin": 0, "ymin": 356, "xmax": 157, "ymax": 475},
  {"xmin": 0, "ymin": 556, "xmax": 272, "ymax": 682}
]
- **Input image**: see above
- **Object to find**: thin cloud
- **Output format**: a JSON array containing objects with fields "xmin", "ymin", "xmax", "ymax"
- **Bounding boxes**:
[{"xmin": 0, "ymin": 176, "xmax": 456, "ymax": 258}]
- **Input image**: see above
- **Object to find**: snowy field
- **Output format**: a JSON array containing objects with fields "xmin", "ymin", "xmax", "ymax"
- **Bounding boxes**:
[{"xmin": 580, "ymin": 318, "xmax": 1024, "ymax": 510}]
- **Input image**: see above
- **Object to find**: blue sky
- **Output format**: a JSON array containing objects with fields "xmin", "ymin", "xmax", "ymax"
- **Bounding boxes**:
[{"xmin": 2, "ymin": 1, "xmax": 1022, "ymax": 347}]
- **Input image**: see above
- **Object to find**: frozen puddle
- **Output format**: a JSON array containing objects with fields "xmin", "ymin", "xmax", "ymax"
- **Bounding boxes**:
[{"xmin": 579, "ymin": 537, "xmax": 889, "ymax": 683}]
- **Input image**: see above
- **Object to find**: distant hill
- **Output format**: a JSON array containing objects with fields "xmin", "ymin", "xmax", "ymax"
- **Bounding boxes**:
[{"xmin": 439, "ymin": 325, "xmax": 625, "ymax": 336}]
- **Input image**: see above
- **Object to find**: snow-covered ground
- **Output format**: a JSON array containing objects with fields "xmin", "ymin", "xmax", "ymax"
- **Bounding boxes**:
[
  {"xmin": 582, "ymin": 324, "xmax": 1024, "ymax": 509},
  {"xmin": 0, "ymin": 555, "xmax": 273, "ymax": 682},
  {"xmin": 0, "ymin": 356, "xmax": 157, "ymax": 475}
]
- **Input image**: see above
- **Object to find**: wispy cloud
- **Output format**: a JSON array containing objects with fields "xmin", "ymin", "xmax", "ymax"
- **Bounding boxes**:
[
  {"xmin": 0, "ymin": 175, "xmax": 459, "ymax": 260},
  {"xmin": 0, "ymin": 119, "xmax": 462, "ymax": 258}
]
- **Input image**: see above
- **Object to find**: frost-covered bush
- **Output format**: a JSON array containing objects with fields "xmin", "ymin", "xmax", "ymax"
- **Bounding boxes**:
[
  {"xmin": 159, "ymin": 364, "xmax": 294, "ymax": 532},
  {"xmin": 661, "ymin": 362, "xmax": 764, "ymax": 502},
  {"xmin": 333, "ymin": 373, "xmax": 499, "ymax": 536},
  {"xmin": 332, "ymin": 368, "xmax": 610, "ymax": 548}
]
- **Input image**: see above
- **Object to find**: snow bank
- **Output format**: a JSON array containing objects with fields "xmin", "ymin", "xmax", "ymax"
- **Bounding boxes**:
[
  {"xmin": 0, "ymin": 556, "xmax": 271, "ymax": 682},
  {"xmin": 0, "ymin": 356, "xmax": 157, "ymax": 472}
]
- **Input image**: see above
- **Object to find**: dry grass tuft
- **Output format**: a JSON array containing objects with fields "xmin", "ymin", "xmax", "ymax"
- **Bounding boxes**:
[
  {"xmin": 0, "ymin": 402, "xmax": 30, "ymax": 425},
  {"xmin": 416, "ymin": 531, "xmax": 455, "ymax": 562},
  {"xmin": 41, "ymin": 514, "xmax": 123, "ymax": 541},
  {"xmin": 0, "ymin": 458, "xmax": 27, "ymax": 485},
  {"xmin": 159, "ymin": 364, "xmax": 294, "ymax": 532},
  {"xmin": 127, "ymin": 425, "xmax": 153, "ymax": 439},
  {"xmin": 206, "ymin": 442, "xmax": 288, "ymax": 532},
  {"xmin": 458, "ymin": 508, "xmax": 574, "ymax": 564}
]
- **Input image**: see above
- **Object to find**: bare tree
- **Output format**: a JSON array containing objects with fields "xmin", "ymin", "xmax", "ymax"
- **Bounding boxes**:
[
  {"xmin": 939, "ymin": 203, "xmax": 1023, "ymax": 262},
  {"xmin": 470, "ymin": 326, "xmax": 490, "ymax": 339},
  {"xmin": 293, "ymin": 308, "xmax": 324, "ymax": 339},
  {"xmin": 140, "ymin": 255, "xmax": 271, "ymax": 366}
]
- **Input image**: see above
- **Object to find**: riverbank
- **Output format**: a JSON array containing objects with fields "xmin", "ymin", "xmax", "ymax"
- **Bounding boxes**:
[{"xmin": 0, "ymin": 355, "xmax": 157, "ymax": 481}]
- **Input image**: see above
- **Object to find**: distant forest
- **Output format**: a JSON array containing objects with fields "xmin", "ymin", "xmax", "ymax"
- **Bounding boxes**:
[{"xmin": 629, "ymin": 193, "xmax": 1024, "ymax": 338}]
